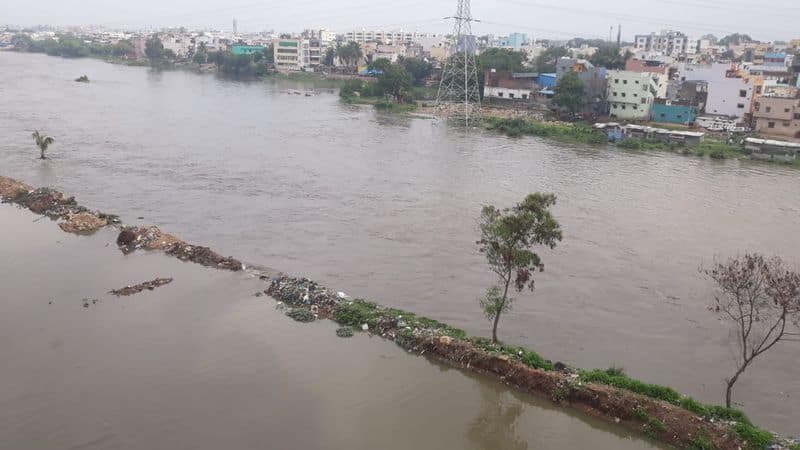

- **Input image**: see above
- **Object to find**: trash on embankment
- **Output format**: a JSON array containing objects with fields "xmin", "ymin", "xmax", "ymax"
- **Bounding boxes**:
[{"xmin": 109, "ymin": 278, "xmax": 174, "ymax": 296}]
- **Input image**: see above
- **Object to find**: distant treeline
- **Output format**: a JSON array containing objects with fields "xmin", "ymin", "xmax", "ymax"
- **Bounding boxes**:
[{"xmin": 11, "ymin": 33, "xmax": 134, "ymax": 58}]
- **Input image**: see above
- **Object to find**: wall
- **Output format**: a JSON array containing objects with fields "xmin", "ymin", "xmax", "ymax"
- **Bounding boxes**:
[{"xmin": 652, "ymin": 103, "xmax": 698, "ymax": 124}]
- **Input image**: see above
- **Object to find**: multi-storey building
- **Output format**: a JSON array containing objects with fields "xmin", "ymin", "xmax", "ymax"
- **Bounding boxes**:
[
  {"xmin": 634, "ymin": 30, "xmax": 697, "ymax": 57},
  {"xmin": 343, "ymin": 29, "xmax": 433, "ymax": 45},
  {"xmin": 274, "ymin": 39, "xmax": 322, "ymax": 71},
  {"xmin": 606, "ymin": 70, "xmax": 659, "ymax": 120},
  {"xmin": 752, "ymin": 94, "xmax": 800, "ymax": 138}
]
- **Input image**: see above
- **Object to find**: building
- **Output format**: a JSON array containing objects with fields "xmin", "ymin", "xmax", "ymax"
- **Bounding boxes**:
[
  {"xmin": 372, "ymin": 44, "xmax": 406, "ymax": 63},
  {"xmin": 343, "ymin": 29, "xmax": 432, "ymax": 45},
  {"xmin": 752, "ymin": 94, "xmax": 800, "ymax": 139},
  {"xmin": 231, "ymin": 45, "xmax": 264, "ymax": 55},
  {"xmin": 498, "ymin": 33, "xmax": 527, "ymax": 50},
  {"xmin": 651, "ymin": 100, "xmax": 699, "ymax": 125},
  {"xmin": 484, "ymin": 70, "xmax": 537, "ymax": 102},
  {"xmin": 634, "ymin": 30, "xmax": 697, "ymax": 57},
  {"xmin": 624, "ymin": 59, "xmax": 670, "ymax": 98},
  {"xmin": 274, "ymin": 39, "xmax": 322, "ymax": 71},
  {"xmin": 680, "ymin": 63, "xmax": 759, "ymax": 122},
  {"xmin": 556, "ymin": 58, "xmax": 608, "ymax": 114},
  {"xmin": 606, "ymin": 70, "xmax": 659, "ymax": 120}
]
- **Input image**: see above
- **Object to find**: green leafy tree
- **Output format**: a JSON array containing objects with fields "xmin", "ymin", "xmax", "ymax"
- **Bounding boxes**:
[
  {"xmin": 478, "ymin": 193, "xmax": 563, "ymax": 343},
  {"xmin": 376, "ymin": 63, "xmax": 413, "ymax": 103},
  {"xmin": 552, "ymin": 71, "xmax": 585, "ymax": 115},
  {"xmin": 111, "ymin": 40, "xmax": 134, "ymax": 57},
  {"xmin": 478, "ymin": 48, "xmax": 527, "ymax": 72},
  {"xmin": 324, "ymin": 47, "xmax": 335, "ymax": 66},
  {"xmin": 145, "ymin": 35, "xmax": 164, "ymax": 62},
  {"xmin": 398, "ymin": 56, "xmax": 433, "ymax": 85},
  {"xmin": 335, "ymin": 41, "xmax": 363, "ymax": 67},
  {"xmin": 11, "ymin": 33, "xmax": 34, "ymax": 51},
  {"xmin": 703, "ymin": 254, "xmax": 800, "ymax": 408},
  {"xmin": 193, "ymin": 50, "xmax": 208, "ymax": 65},
  {"xmin": 263, "ymin": 44, "xmax": 274, "ymax": 63},
  {"xmin": 31, "ymin": 130, "xmax": 55, "ymax": 160},
  {"xmin": 588, "ymin": 44, "xmax": 631, "ymax": 70},
  {"xmin": 533, "ymin": 46, "xmax": 568, "ymax": 73},
  {"xmin": 719, "ymin": 33, "xmax": 755, "ymax": 46}
]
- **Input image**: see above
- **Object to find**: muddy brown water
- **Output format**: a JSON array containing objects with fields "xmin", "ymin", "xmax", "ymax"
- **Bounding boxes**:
[
  {"xmin": 0, "ymin": 51, "xmax": 798, "ymax": 433},
  {"xmin": 0, "ymin": 206, "xmax": 663, "ymax": 449}
]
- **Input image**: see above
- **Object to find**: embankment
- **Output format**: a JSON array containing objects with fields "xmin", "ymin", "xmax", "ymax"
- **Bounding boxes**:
[{"xmin": 1, "ymin": 173, "xmax": 795, "ymax": 450}]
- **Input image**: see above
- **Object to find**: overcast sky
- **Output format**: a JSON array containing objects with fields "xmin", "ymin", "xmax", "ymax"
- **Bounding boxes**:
[{"xmin": 4, "ymin": 0, "xmax": 800, "ymax": 41}]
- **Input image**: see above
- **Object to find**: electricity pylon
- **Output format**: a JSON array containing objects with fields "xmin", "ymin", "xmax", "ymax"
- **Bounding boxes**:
[{"xmin": 435, "ymin": 0, "xmax": 482, "ymax": 127}]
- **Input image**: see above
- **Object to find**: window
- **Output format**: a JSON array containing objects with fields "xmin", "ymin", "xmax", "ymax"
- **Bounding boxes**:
[
  {"xmin": 739, "ymin": 90, "xmax": 747, "ymax": 97},
  {"xmin": 634, "ymin": 93, "xmax": 638, "ymax": 97},
  {"xmin": 660, "ymin": 113, "xmax": 666, "ymax": 118},
  {"xmin": 613, "ymin": 92, "xmax": 618, "ymax": 96},
  {"xmin": 509, "ymin": 93, "xmax": 515, "ymax": 98},
  {"xmin": 783, "ymin": 122, "xmax": 790, "ymax": 127},
  {"xmin": 614, "ymin": 79, "xmax": 619, "ymax": 84},
  {"xmin": 794, "ymin": 113, "xmax": 800, "ymax": 120},
  {"xmin": 623, "ymin": 79, "xmax": 628, "ymax": 84},
  {"xmin": 768, "ymin": 121, "xmax": 775, "ymax": 128},
  {"xmin": 521, "ymin": 94, "xmax": 528, "ymax": 99},
  {"xmin": 766, "ymin": 106, "xmax": 772, "ymax": 113},
  {"xmin": 641, "ymin": 98, "xmax": 647, "ymax": 104},
  {"xmin": 621, "ymin": 105, "xmax": 627, "ymax": 109},
  {"xmin": 785, "ymin": 108, "xmax": 791, "ymax": 113},
  {"xmin": 635, "ymin": 80, "xmax": 640, "ymax": 84},
  {"xmin": 498, "ymin": 92, "xmax": 503, "ymax": 97},
  {"xmin": 621, "ymin": 93, "xmax": 626, "ymax": 97},
  {"xmin": 737, "ymin": 103, "xmax": 745, "ymax": 109}
]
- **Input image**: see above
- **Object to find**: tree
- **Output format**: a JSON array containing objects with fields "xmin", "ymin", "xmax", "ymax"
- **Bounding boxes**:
[
  {"xmin": 111, "ymin": 40, "xmax": 134, "ymax": 57},
  {"xmin": 335, "ymin": 41, "xmax": 363, "ymax": 67},
  {"xmin": 478, "ymin": 48, "xmax": 527, "ymax": 72},
  {"xmin": 376, "ymin": 63, "xmax": 413, "ymax": 103},
  {"xmin": 31, "ymin": 131, "xmax": 55, "ymax": 160},
  {"xmin": 533, "ymin": 46, "xmax": 568, "ymax": 73},
  {"xmin": 719, "ymin": 33, "xmax": 755, "ymax": 46},
  {"xmin": 703, "ymin": 254, "xmax": 800, "ymax": 408},
  {"xmin": 192, "ymin": 50, "xmax": 208, "ymax": 65},
  {"xmin": 552, "ymin": 71, "xmax": 585, "ymax": 116},
  {"xmin": 398, "ymin": 56, "xmax": 433, "ymax": 86},
  {"xmin": 262, "ymin": 44, "xmax": 274, "ymax": 63},
  {"xmin": 145, "ymin": 35, "xmax": 164, "ymax": 62},
  {"xmin": 478, "ymin": 193, "xmax": 563, "ymax": 343},
  {"xmin": 588, "ymin": 44, "xmax": 631, "ymax": 70},
  {"xmin": 324, "ymin": 47, "xmax": 335, "ymax": 66}
]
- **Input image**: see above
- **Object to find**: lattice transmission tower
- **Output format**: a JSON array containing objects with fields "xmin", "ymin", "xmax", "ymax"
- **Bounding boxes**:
[{"xmin": 435, "ymin": 0, "xmax": 481, "ymax": 126}]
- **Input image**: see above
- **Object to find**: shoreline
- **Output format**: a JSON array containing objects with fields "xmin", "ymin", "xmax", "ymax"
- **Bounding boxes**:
[{"xmin": 1, "ymin": 173, "xmax": 795, "ymax": 450}]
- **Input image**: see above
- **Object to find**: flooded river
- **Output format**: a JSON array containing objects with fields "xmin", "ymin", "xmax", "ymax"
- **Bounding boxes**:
[
  {"xmin": 0, "ymin": 51, "xmax": 798, "ymax": 433},
  {"xmin": 0, "ymin": 206, "xmax": 661, "ymax": 450}
]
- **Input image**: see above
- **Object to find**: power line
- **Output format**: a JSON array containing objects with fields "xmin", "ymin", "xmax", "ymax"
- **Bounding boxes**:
[{"xmin": 437, "ymin": 0, "xmax": 482, "ymax": 127}]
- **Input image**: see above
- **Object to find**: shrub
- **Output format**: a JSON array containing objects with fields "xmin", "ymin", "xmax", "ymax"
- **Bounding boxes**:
[
  {"xmin": 333, "ymin": 299, "xmax": 379, "ymax": 327},
  {"xmin": 732, "ymin": 422, "xmax": 773, "ymax": 449},
  {"xmin": 679, "ymin": 397, "xmax": 709, "ymax": 416},
  {"xmin": 286, "ymin": 308, "xmax": 316, "ymax": 323},
  {"xmin": 578, "ymin": 369, "xmax": 681, "ymax": 404}
]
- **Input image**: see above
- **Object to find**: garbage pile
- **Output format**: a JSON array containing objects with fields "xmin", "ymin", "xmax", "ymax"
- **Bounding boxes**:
[
  {"xmin": 12, "ymin": 188, "xmax": 84, "ymax": 217},
  {"xmin": 116, "ymin": 226, "xmax": 243, "ymax": 271},
  {"xmin": 109, "ymin": 278, "xmax": 174, "ymax": 296},
  {"xmin": 0, "ymin": 176, "xmax": 32, "ymax": 200},
  {"xmin": 59, "ymin": 212, "xmax": 108, "ymax": 234},
  {"xmin": 265, "ymin": 277, "xmax": 343, "ymax": 309}
]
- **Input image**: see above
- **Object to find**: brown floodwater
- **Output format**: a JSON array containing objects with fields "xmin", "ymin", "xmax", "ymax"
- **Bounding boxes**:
[
  {"xmin": 0, "ymin": 206, "xmax": 663, "ymax": 450},
  {"xmin": 0, "ymin": 51, "xmax": 798, "ymax": 433}
]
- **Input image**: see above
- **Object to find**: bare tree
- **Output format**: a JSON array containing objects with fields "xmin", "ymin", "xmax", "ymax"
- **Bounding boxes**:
[{"xmin": 703, "ymin": 254, "xmax": 800, "ymax": 408}]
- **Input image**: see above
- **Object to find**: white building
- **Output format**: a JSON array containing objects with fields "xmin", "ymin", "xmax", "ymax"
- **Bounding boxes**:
[
  {"xmin": 275, "ymin": 38, "xmax": 323, "ymax": 71},
  {"xmin": 607, "ymin": 70, "xmax": 659, "ymax": 120},
  {"xmin": 634, "ymin": 30, "xmax": 698, "ymax": 57},
  {"xmin": 679, "ymin": 63, "xmax": 757, "ymax": 121},
  {"xmin": 343, "ymin": 29, "xmax": 433, "ymax": 45}
]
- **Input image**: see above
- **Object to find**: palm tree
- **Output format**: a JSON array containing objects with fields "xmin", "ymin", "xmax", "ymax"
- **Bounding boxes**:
[{"xmin": 31, "ymin": 130, "xmax": 55, "ymax": 159}]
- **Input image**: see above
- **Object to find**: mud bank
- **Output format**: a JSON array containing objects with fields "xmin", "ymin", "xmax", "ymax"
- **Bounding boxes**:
[
  {"xmin": 0, "ymin": 175, "xmax": 242, "ymax": 271},
  {"xmin": 1, "ymin": 174, "xmax": 794, "ymax": 449},
  {"xmin": 109, "ymin": 278, "xmax": 174, "ymax": 296},
  {"xmin": 265, "ymin": 276, "xmax": 795, "ymax": 450}
]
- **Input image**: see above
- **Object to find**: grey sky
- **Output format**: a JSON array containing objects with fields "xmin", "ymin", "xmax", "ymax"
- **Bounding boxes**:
[{"xmin": 5, "ymin": 0, "xmax": 800, "ymax": 41}]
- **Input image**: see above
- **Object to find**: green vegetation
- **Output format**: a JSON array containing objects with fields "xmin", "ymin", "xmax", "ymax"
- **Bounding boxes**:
[
  {"xmin": 533, "ymin": 46, "xmax": 568, "ymax": 73},
  {"xmin": 338, "ymin": 60, "xmax": 422, "ymax": 112},
  {"xmin": 643, "ymin": 417, "xmax": 667, "ymax": 438},
  {"xmin": 588, "ymin": 43, "xmax": 632, "ymax": 70},
  {"xmin": 631, "ymin": 405, "xmax": 648, "ymax": 421},
  {"xmin": 31, "ymin": 130, "xmax": 55, "ymax": 160},
  {"xmin": 477, "ymin": 193, "xmax": 563, "ymax": 343},
  {"xmin": 552, "ymin": 71, "xmax": 585, "ymax": 116},
  {"xmin": 335, "ymin": 41, "xmax": 363, "ymax": 67},
  {"xmin": 285, "ymin": 308, "xmax": 316, "ymax": 322},
  {"xmin": 478, "ymin": 48, "xmax": 528, "ymax": 73},
  {"xmin": 13, "ymin": 33, "xmax": 135, "ymax": 59},
  {"xmin": 688, "ymin": 432, "xmax": 716, "ymax": 450},
  {"xmin": 210, "ymin": 50, "xmax": 270, "ymax": 77},
  {"xmin": 335, "ymin": 327, "xmax": 354, "ymax": 338},
  {"xmin": 484, "ymin": 117, "xmax": 608, "ymax": 144}
]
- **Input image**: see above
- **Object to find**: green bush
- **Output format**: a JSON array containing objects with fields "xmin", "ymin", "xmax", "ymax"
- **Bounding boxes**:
[
  {"xmin": 679, "ymin": 397, "xmax": 709, "ymax": 416},
  {"xmin": 732, "ymin": 422, "xmax": 773, "ymax": 449},
  {"xmin": 578, "ymin": 369, "xmax": 681, "ymax": 404},
  {"xmin": 689, "ymin": 431, "xmax": 716, "ymax": 450},
  {"xmin": 333, "ymin": 299, "xmax": 379, "ymax": 327}
]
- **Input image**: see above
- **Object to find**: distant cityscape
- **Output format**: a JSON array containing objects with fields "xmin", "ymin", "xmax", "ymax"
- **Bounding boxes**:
[{"xmin": 3, "ymin": 23, "xmax": 800, "ymax": 139}]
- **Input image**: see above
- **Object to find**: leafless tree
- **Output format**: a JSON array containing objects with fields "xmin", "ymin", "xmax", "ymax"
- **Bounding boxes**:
[{"xmin": 703, "ymin": 254, "xmax": 800, "ymax": 408}]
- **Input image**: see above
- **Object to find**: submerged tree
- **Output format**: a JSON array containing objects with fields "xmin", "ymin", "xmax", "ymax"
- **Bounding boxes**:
[
  {"xmin": 703, "ymin": 254, "xmax": 800, "ymax": 408},
  {"xmin": 31, "ymin": 130, "xmax": 55, "ymax": 160},
  {"xmin": 478, "ymin": 193, "xmax": 563, "ymax": 343}
]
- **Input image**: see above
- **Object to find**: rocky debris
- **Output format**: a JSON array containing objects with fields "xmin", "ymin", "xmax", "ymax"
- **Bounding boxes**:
[
  {"xmin": 286, "ymin": 308, "xmax": 316, "ymax": 323},
  {"xmin": 59, "ymin": 211, "xmax": 108, "ymax": 234},
  {"xmin": 266, "ymin": 277, "xmax": 342, "ymax": 308},
  {"xmin": 0, "ymin": 176, "xmax": 32, "ymax": 200},
  {"xmin": 116, "ymin": 226, "xmax": 242, "ymax": 271},
  {"xmin": 109, "ymin": 278, "xmax": 173, "ymax": 296},
  {"xmin": 82, "ymin": 298, "xmax": 99, "ymax": 308},
  {"xmin": 336, "ymin": 327, "xmax": 354, "ymax": 338},
  {"xmin": 13, "ymin": 188, "xmax": 85, "ymax": 217}
]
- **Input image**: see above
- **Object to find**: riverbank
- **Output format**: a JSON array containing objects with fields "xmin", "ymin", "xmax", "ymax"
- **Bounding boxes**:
[
  {"xmin": 484, "ymin": 116, "xmax": 800, "ymax": 168},
  {"xmin": 1, "ymin": 173, "xmax": 794, "ymax": 450}
]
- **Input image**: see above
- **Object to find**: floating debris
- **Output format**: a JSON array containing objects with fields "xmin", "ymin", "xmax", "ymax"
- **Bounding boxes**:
[
  {"xmin": 109, "ymin": 278, "xmax": 174, "ymax": 296},
  {"xmin": 336, "ymin": 327, "xmax": 354, "ymax": 338},
  {"xmin": 286, "ymin": 308, "xmax": 316, "ymax": 323}
]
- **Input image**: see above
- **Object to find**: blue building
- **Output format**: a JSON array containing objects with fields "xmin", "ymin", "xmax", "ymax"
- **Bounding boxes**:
[
  {"xmin": 231, "ymin": 45, "xmax": 264, "ymax": 56},
  {"xmin": 499, "ymin": 33, "xmax": 527, "ymax": 50},
  {"xmin": 536, "ymin": 73, "xmax": 557, "ymax": 89},
  {"xmin": 651, "ymin": 101, "xmax": 698, "ymax": 125}
]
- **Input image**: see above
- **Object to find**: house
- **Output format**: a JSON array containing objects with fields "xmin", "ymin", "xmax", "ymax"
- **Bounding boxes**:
[
  {"xmin": 606, "ymin": 70, "xmax": 659, "ymax": 120},
  {"xmin": 555, "ymin": 57, "xmax": 594, "ymax": 80},
  {"xmin": 752, "ymin": 94, "xmax": 800, "ymax": 139},
  {"xmin": 652, "ymin": 100, "xmax": 699, "ymax": 125},
  {"xmin": 634, "ymin": 30, "xmax": 698, "ymax": 57},
  {"xmin": 536, "ymin": 73, "xmax": 557, "ymax": 89},
  {"xmin": 624, "ymin": 59, "xmax": 670, "ymax": 98},
  {"xmin": 274, "ymin": 39, "xmax": 322, "ymax": 71},
  {"xmin": 483, "ymin": 70, "xmax": 537, "ymax": 102},
  {"xmin": 679, "ymin": 63, "xmax": 759, "ymax": 122}
]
